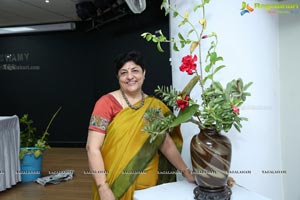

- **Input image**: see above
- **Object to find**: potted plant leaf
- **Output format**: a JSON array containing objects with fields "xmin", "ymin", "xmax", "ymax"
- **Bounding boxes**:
[{"xmin": 19, "ymin": 106, "xmax": 61, "ymax": 182}]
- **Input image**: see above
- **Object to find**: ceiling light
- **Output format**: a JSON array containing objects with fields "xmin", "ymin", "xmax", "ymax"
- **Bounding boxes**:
[
  {"xmin": 2, "ymin": 27, "xmax": 35, "ymax": 33},
  {"xmin": 0, "ymin": 22, "xmax": 76, "ymax": 35}
]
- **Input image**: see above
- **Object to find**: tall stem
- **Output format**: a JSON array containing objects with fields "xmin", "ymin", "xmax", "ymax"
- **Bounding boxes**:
[
  {"xmin": 197, "ymin": 3, "xmax": 206, "ymax": 93},
  {"xmin": 168, "ymin": 2, "xmax": 206, "ymax": 93},
  {"xmin": 41, "ymin": 106, "xmax": 62, "ymax": 141}
]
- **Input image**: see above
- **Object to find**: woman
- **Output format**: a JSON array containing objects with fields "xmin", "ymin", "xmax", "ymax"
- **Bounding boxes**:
[{"xmin": 86, "ymin": 51, "xmax": 194, "ymax": 200}]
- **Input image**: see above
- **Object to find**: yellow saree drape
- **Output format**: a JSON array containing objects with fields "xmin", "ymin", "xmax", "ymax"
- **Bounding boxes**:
[{"xmin": 92, "ymin": 97, "xmax": 182, "ymax": 200}]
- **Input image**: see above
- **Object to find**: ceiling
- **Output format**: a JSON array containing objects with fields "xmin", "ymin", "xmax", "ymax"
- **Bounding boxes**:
[
  {"xmin": 0, "ymin": 0, "xmax": 289, "ymax": 28},
  {"xmin": 0, "ymin": 0, "xmax": 82, "ymax": 28},
  {"xmin": 0, "ymin": 0, "xmax": 161, "ymax": 34}
]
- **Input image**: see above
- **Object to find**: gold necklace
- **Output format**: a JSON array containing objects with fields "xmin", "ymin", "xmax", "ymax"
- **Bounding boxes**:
[{"xmin": 120, "ymin": 90, "xmax": 145, "ymax": 110}]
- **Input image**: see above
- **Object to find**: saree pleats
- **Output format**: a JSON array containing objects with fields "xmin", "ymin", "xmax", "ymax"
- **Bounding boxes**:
[{"xmin": 92, "ymin": 97, "xmax": 182, "ymax": 200}]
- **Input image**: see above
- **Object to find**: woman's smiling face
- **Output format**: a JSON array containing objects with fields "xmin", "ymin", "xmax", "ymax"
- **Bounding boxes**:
[{"xmin": 118, "ymin": 61, "xmax": 145, "ymax": 94}]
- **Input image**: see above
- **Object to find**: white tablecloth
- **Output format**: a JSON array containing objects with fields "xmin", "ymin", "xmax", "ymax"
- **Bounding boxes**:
[
  {"xmin": 134, "ymin": 180, "xmax": 270, "ymax": 200},
  {"xmin": 0, "ymin": 115, "xmax": 21, "ymax": 191}
]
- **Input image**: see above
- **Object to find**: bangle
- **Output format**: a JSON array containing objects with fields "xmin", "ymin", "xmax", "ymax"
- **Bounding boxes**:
[{"xmin": 97, "ymin": 181, "xmax": 108, "ymax": 190}]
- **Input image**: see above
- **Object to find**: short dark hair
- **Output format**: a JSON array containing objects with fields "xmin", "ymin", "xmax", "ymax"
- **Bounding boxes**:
[{"xmin": 114, "ymin": 51, "xmax": 145, "ymax": 75}]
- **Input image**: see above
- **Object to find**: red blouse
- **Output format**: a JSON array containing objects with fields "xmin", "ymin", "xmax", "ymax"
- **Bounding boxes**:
[{"xmin": 88, "ymin": 94, "xmax": 122, "ymax": 134}]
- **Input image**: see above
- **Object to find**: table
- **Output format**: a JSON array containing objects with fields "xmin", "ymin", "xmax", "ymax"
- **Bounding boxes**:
[
  {"xmin": 134, "ymin": 180, "xmax": 270, "ymax": 200},
  {"xmin": 0, "ymin": 115, "xmax": 21, "ymax": 191}
]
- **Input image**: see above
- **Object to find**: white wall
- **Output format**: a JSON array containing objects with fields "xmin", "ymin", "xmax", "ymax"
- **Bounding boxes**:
[
  {"xmin": 279, "ymin": 12, "xmax": 300, "ymax": 200},
  {"xmin": 170, "ymin": 0, "xmax": 284, "ymax": 199}
]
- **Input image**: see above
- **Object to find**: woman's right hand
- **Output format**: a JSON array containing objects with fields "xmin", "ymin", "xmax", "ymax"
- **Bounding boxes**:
[{"xmin": 99, "ymin": 183, "xmax": 116, "ymax": 200}]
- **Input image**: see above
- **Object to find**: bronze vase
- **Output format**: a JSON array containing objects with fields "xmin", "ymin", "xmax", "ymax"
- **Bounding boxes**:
[{"xmin": 190, "ymin": 127, "xmax": 232, "ymax": 200}]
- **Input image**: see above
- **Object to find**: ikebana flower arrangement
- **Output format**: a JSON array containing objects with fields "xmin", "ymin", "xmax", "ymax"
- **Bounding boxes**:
[{"xmin": 142, "ymin": 0, "xmax": 253, "ymax": 142}]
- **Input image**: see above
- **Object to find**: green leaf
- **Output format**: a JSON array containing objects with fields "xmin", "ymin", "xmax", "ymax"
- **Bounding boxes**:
[
  {"xmin": 173, "ymin": 10, "xmax": 179, "ymax": 18},
  {"xmin": 225, "ymin": 82, "xmax": 233, "ymax": 100},
  {"xmin": 158, "ymin": 35, "xmax": 167, "ymax": 42},
  {"xmin": 243, "ymin": 82, "xmax": 253, "ymax": 91},
  {"xmin": 157, "ymin": 42, "xmax": 164, "ymax": 52},
  {"xmin": 187, "ymin": 29, "xmax": 195, "ymax": 37},
  {"xmin": 240, "ymin": 117, "xmax": 248, "ymax": 121},
  {"xmin": 203, "ymin": 74, "xmax": 212, "ymax": 84},
  {"xmin": 160, "ymin": 2, "xmax": 165, "ymax": 10},
  {"xmin": 213, "ymin": 65, "xmax": 226, "ymax": 75},
  {"xmin": 19, "ymin": 149, "xmax": 28, "ymax": 160},
  {"xmin": 146, "ymin": 35, "xmax": 152, "ymax": 41},
  {"xmin": 161, "ymin": 0, "xmax": 170, "ymax": 15},
  {"xmin": 194, "ymin": 4, "xmax": 203, "ymax": 11},
  {"xmin": 205, "ymin": 64, "xmax": 212, "ymax": 73},
  {"xmin": 243, "ymin": 92, "xmax": 251, "ymax": 96},
  {"xmin": 165, "ymin": 8, "xmax": 170, "ymax": 16},
  {"xmin": 178, "ymin": 19, "xmax": 187, "ymax": 27},
  {"xmin": 210, "ymin": 52, "xmax": 217, "ymax": 64},
  {"xmin": 216, "ymin": 56, "xmax": 223, "ymax": 62},
  {"xmin": 237, "ymin": 78, "xmax": 243, "ymax": 92},
  {"xmin": 34, "ymin": 150, "xmax": 42, "ymax": 158},
  {"xmin": 241, "ymin": 92, "xmax": 251, "ymax": 101},
  {"xmin": 173, "ymin": 43, "xmax": 179, "ymax": 51},
  {"xmin": 235, "ymin": 100, "xmax": 244, "ymax": 106},
  {"xmin": 213, "ymin": 97, "xmax": 224, "ymax": 104},
  {"xmin": 157, "ymin": 29, "xmax": 163, "ymax": 36},
  {"xmin": 236, "ymin": 120, "xmax": 242, "ymax": 128},
  {"xmin": 170, "ymin": 104, "xmax": 199, "ymax": 127},
  {"xmin": 212, "ymin": 81, "xmax": 223, "ymax": 92},
  {"xmin": 180, "ymin": 41, "xmax": 185, "ymax": 48},
  {"xmin": 178, "ymin": 32, "xmax": 185, "ymax": 41},
  {"xmin": 212, "ymin": 104, "xmax": 220, "ymax": 110},
  {"xmin": 186, "ymin": 39, "xmax": 192, "ymax": 44},
  {"xmin": 181, "ymin": 75, "xmax": 200, "ymax": 96}
]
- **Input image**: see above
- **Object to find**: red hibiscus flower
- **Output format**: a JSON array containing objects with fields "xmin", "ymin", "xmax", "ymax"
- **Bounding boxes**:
[
  {"xmin": 179, "ymin": 55, "xmax": 197, "ymax": 75},
  {"xmin": 176, "ymin": 95, "xmax": 189, "ymax": 110},
  {"xmin": 232, "ymin": 105, "xmax": 239, "ymax": 114}
]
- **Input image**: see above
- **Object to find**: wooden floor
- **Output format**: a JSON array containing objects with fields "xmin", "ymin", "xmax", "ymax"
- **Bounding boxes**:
[{"xmin": 0, "ymin": 148, "xmax": 92, "ymax": 200}]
